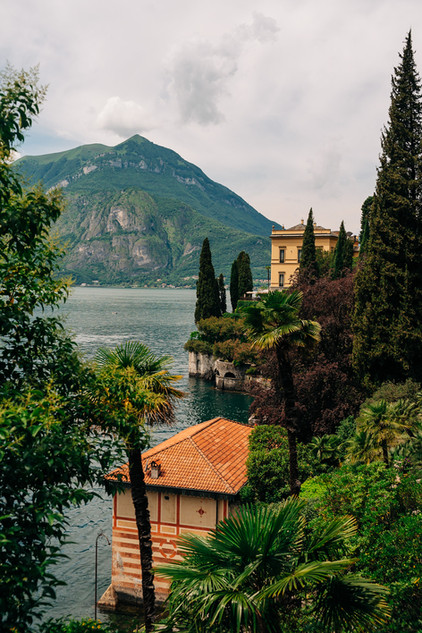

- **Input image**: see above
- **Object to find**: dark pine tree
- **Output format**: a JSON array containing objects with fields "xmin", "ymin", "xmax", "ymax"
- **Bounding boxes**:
[
  {"xmin": 230, "ymin": 258, "xmax": 239, "ymax": 311},
  {"xmin": 217, "ymin": 273, "xmax": 227, "ymax": 314},
  {"xmin": 237, "ymin": 251, "xmax": 253, "ymax": 300},
  {"xmin": 359, "ymin": 196, "xmax": 373, "ymax": 258},
  {"xmin": 299, "ymin": 208, "xmax": 318, "ymax": 278},
  {"xmin": 344, "ymin": 235, "xmax": 354, "ymax": 270},
  {"xmin": 353, "ymin": 32, "xmax": 422, "ymax": 389},
  {"xmin": 332, "ymin": 221, "xmax": 348, "ymax": 278},
  {"xmin": 194, "ymin": 238, "xmax": 221, "ymax": 322}
]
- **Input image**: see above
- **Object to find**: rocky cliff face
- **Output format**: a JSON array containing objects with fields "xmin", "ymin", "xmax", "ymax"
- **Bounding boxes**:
[{"xmin": 16, "ymin": 135, "xmax": 275, "ymax": 284}]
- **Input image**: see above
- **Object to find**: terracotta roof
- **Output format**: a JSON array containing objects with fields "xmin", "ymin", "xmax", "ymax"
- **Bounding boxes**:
[{"xmin": 108, "ymin": 417, "xmax": 252, "ymax": 496}]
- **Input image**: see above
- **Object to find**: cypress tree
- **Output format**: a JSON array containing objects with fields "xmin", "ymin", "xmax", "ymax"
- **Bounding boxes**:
[
  {"xmin": 237, "ymin": 251, "xmax": 253, "ymax": 300},
  {"xmin": 344, "ymin": 236, "xmax": 354, "ymax": 270},
  {"xmin": 353, "ymin": 32, "xmax": 422, "ymax": 388},
  {"xmin": 230, "ymin": 259, "xmax": 239, "ymax": 311},
  {"xmin": 218, "ymin": 273, "xmax": 227, "ymax": 314},
  {"xmin": 194, "ymin": 238, "xmax": 221, "ymax": 322},
  {"xmin": 300, "ymin": 208, "xmax": 318, "ymax": 277},
  {"xmin": 332, "ymin": 221, "xmax": 348, "ymax": 278},
  {"xmin": 359, "ymin": 196, "xmax": 373, "ymax": 258}
]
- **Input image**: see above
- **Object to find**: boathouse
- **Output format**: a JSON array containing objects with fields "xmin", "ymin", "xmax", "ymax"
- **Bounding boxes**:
[{"xmin": 99, "ymin": 417, "xmax": 252, "ymax": 608}]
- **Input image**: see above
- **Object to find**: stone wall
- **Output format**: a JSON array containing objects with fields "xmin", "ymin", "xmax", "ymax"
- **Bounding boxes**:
[{"xmin": 188, "ymin": 351, "xmax": 251, "ymax": 392}]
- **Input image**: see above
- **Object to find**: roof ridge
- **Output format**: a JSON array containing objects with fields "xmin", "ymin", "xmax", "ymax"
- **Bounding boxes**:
[
  {"xmin": 143, "ymin": 418, "xmax": 233, "ymax": 458},
  {"xmin": 188, "ymin": 436, "xmax": 236, "ymax": 495}
]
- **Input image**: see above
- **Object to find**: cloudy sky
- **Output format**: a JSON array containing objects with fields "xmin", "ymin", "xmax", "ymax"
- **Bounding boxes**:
[{"xmin": 2, "ymin": 0, "xmax": 422, "ymax": 233}]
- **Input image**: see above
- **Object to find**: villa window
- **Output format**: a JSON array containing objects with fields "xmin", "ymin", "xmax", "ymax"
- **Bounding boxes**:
[
  {"xmin": 297, "ymin": 248, "xmax": 302, "ymax": 263},
  {"xmin": 279, "ymin": 248, "xmax": 285, "ymax": 263},
  {"xmin": 279, "ymin": 273, "xmax": 285, "ymax": 288}
]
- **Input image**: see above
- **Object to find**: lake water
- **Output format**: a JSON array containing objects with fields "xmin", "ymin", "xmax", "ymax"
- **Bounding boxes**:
[{"xmin": 47, "ymin": 287, "xmax": 251, "ymax": 624}]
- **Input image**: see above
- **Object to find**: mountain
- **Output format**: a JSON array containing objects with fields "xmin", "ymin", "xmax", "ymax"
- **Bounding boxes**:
[{"xmin": 15, "ymin": 135, "xmax": 276, "ymax": 285}]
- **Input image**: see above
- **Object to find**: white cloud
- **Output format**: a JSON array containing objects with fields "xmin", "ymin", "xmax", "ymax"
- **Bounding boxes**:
[
  {"xmin": 166, "ymin": 13, "xmax": 279, "ymax": 125},
  {"xmin": 96, "ymin": 97, "xmax": 154, "ymax": 137}
]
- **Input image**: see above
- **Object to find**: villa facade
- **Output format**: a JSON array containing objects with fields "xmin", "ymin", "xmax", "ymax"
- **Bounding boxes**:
[{"xmin": 270, "ymin": 220, "xmax": 339, "ymax": 288}]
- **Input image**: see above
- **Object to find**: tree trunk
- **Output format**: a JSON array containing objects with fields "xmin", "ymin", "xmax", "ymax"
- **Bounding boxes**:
[
  {"xmin": 128, "ymin": 447, "xmax": 155, "ymax": 633},
  {"xmin": 276, "ymin": 346, "xmax": 301, "ymax": 496},
  {"xmin": 381, "ymin": 439, "xmax": 389, "ymax": 466}
]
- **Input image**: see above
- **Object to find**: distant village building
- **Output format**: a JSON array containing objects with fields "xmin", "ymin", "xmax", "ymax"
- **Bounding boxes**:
[{"xmin": 99, "ymin": 417, "xmax": 252, "ymax": 609}]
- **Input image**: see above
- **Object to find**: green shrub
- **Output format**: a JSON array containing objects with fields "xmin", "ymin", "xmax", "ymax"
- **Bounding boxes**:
[
  {"xmin": 43, "ymin": 618, "xmax": 118, "ymax": 633},
  {"xmin": 245, "ymin": 426, "xmax": 321, "ymax": 502}
]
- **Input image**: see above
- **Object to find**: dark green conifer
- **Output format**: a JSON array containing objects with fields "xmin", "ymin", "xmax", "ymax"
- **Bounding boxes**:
[
  {"xmin": 300, "ymin": 208, "xmax": 318, "ymax": 277},
  {"xmin": 353, "ymin": 32, "xmax": 422, "ymax": 388},
  {"xmin": 359, "ymin": 196, "xmax": 373, "ymax": 258},
  {"xmin": 230, "ymin": 259, "xmax": 239, "ymax": 311},
  {"xmin": 344, "ymin": 236, "xmax": 354, "ymax": 270},
  {"xmin": 237, "ymin": 251, "xmax": 253, "ymax": 300},
  {"xmin": 332, "ymin": 221, "xmax": 348, "ymax": 278},
  {"xmin": 194, "ymin": 238, "xmax": 221, "ymax": 322},
  {"xmin": 217, "ymin": 273, "xmax": 227, "ymax": 314}
]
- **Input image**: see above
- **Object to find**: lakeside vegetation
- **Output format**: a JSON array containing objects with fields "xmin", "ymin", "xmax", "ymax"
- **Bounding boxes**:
[{"xmin": 1, "ymin": 30, "xmax": 422, "ymax": 633}]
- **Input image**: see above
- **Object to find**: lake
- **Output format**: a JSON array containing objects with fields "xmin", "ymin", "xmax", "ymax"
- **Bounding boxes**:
[{"xmin": 47, "ymin": 287, "xmax": 252, "ymax": 624}]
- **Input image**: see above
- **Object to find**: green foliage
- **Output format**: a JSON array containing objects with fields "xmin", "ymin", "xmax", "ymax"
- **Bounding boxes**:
[
  {"xmin": 352, "ymin": 32, "xmax": 422, "ymax": 389},
  {"xmin": 217, "ymin": 273, "xmax": 226, "ymax": 314},
  {"xmin": 303, "ymin": 462, "xmax": 422, "ymax": 631},
  {"xmin": 0, "ymin": 390, "xmax": 119, "ymax": 631},
  {"xmin": 184, "ymin": 314, "xmax": 258, "ymax": 364},
  {"xmin": 229, "ymin": 257, "xmax": 239, "ymax": 311},
  {"xmin": 369, "ymin": 378, "xmax": 421, "ymax": 404},
  {"xmin": 299, "ymin": 208, "xmax": 318, "ymax": 277},
  {"xmin": 236, "ymin": 250, "xmax": 253, "ymax": 299},
  {"xmin": 359, "ymin": 196, "xmax": 373, "ymax": 258},
  {"xmin": 240, "ymin": 290, "xmax": 321, "ymax": 495},
  {"xmin": 332, "ymin": 221, "xmax": 352, "ymax": 278},
  {"xmin": 43, "ymin": 618, "xmax": 119, "ymax": 632},
  {"xmin": 347, "ymin": 396, "xmax": 420, "ymax": 466},
  {"xmin": 194, "ymin": 238, "xmax": 221, "ymax": 322},
  {"xmin": 244, "ymin": 426, "xmax": 327, "ymax": 503},
  {"xmin": 0, "ymin": 66, "xmax": 121, "ymax": 631},
  {"xmin": 158, "ymin": 499, "xmax": 390, "ymax": 633}
]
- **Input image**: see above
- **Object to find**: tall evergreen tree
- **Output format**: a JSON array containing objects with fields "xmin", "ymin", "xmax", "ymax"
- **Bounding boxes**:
[
  {"xmin": 353, "ymin": 32, "xmax": 422, "ymax": 388},
  {"xmin": 230, "ymin": 258, "xmax": 239, "ymax": 311},
  {"xmin": 299, "ymin": 208, "xmax": 318, "ymax": 277},
  {"xmin": 194, "ymin": 238, "xmax": 220, "ymax": 322},
  {"xmin": 359, "ymin": 196, "xmax": 373, "ymax": 258},
  {"xmin": 217, "ymin": 273, "xmax": 227, "ymax": 314},
  {"xmin": 332, "ymin": 221, "xmax": 348, "ymax": 278},
  {"xmin": 237, "ymin": 251, "xmax": 253, "ymax": 300}
]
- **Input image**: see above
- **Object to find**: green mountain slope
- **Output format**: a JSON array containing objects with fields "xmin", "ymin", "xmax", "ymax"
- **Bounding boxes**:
[{"xmin": 15, "ymin": 135, "xmax": 275, "ymax": 285}]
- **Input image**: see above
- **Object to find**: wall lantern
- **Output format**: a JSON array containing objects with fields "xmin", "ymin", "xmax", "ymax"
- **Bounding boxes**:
[{"xmin": 150, "ymin": 460, "xmax": 161, "ymax": 479}]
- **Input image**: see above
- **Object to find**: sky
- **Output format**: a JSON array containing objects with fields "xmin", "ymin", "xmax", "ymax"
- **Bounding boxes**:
[{"xmin": 2, "ymin": 0, "xmax": 422, "ymax": 234}]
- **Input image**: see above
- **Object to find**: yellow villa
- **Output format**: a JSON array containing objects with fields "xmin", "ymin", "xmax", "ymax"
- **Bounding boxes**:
[{"xmin": 270, "ymin": 220, "xmax": 343, "ymax": 289}]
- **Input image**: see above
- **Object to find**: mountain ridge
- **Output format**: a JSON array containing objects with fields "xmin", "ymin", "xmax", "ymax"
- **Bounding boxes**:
[{"xmin": 15, "ymin": 135, "xmax": 276, "ymax": 285}]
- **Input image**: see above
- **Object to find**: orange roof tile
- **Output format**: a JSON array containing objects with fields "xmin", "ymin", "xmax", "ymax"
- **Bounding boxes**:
[{"xmin": 109, "ymin": 417, "xmax": 252, "ymax": 496}]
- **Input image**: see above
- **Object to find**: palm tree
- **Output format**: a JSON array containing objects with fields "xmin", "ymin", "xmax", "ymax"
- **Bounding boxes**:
[
  {"xmin": 94, "ymin": 341, "xmax": 183, "ymax": 633},
  {"xmin": 351, "ymin": 399, "xmax": 417, "ymax": 466},
  {"xmin": 240, "ymin": 290, "xmax": 320, "ymax": 495},
  {"xmin": 158, "ymin": 499, "xmax": 390, "ymax": 633}
]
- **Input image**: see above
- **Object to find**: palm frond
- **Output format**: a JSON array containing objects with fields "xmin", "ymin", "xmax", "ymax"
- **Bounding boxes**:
[
  {"xmin": 312, "ymin": 574, "xmax": 391, "ymax": 632},
  {"xmin": 260, "ymin": 559, "xmax": 356, "ymax": 597}
]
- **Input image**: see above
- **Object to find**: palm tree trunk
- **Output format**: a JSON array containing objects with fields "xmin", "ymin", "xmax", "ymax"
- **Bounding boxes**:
[
  {"xmin": 276, "ymin": 346, "xmax": 301, "ymax": 496},
  {"xmin": 128, "ymin": 447, "xmax": 155, "ymax": 633},
  {"xmin": 381, "ymin": 439, "xmax": 389, "ymax": 466}
]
